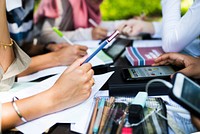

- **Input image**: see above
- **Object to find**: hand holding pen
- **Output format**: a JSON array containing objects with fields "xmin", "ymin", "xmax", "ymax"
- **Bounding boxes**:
[
  {"xmin": 89, "ymin": 18, "xmax": 108, "ymax": 40},
  {"xmin": 82, "ymin": 30, "xmax": 120, "ymax": 64}
]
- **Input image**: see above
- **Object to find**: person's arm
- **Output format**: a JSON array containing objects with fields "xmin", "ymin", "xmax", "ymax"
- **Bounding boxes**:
[
  {"xmin": 117, "ymin": 19, "xmax": 155, "ymax": 37},
  {"xmin": 100, "ymin": 20, "xmax": 126, "ymax": 32},
  {"xmin": 18, "ymin": 44, "xmax": 88, "ymax": 77},
  {"xmin": 2, "ymin": 57, "xmax": 94, "ymax": 131},
  {"xmin": 153, "ymin": 52, "xmax": 200, "ymax": 79},
  {"xmin": 161, "ymin": 0, "xmax": 200, "ymax": 52},
  {"xmin": 0, "ymin": 0, "xmax": 15, "ymax": 72}
]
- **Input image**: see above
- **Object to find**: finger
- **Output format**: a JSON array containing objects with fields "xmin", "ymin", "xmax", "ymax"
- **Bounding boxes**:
[
  {"xmin": 80, "ymin": 63, "xmax": 93, "ymax": 73},
  {"xmin": 66, "ymin": 56, "xmax": 88, "ymax": 73},
  {"xmin": 75, "ymin": 45, "xmax": 88, "ymax": 51},
  {"xmin": 122, "ymin": 26, "xmax": 132, "ymax": 35},
  {"xmin": 97, "ymin": 28, "xmax": 108, "ymax": 38},
  {"xmin": 117, "ymin": 23, "xmax": 127, "ymax": 32},
  {"xmin": 77, "ymin": 50, "xmax": 88, "ymax": 56},
  {"xmin": 177, "ymin": 65, "xmax": 197, "ymax": 78},
  {"xmin": 129, "ymin": 26, "xmax": 142, "ymax": 36}
]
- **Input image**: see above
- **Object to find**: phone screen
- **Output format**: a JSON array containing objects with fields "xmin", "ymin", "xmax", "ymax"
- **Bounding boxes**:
[
  {"xmin": 181, "ymin": 78, "xmax": 200, "ymax": 113},
  {"xmin": 127, "ymin": 66, "xmax": 175, "ymax": 78}
]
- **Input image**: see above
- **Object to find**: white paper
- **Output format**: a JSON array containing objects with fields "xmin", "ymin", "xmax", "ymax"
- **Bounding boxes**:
[
  {"xmin": 18, "ymin": 66, "xmax": 67, "ymax": 82},
  {"xmin": 6, "ymin": 0, "xmax": 22, "ymax": 12},
  {"xmin": 74, "ymin": 39, "xmax": 113, "ymax": 49},
  {"xmin": 132, "ymin": 40, "xmax": 162, "ymax": 47},
  {"xmin": 0, "ymin": 72, "xmax": 114, "ymax": 134},
  {"xmin": 73, "ymin": 40, "xmax": 100, "ymax": 48}
]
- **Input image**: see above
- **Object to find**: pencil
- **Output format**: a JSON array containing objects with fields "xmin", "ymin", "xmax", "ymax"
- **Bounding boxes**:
[
  {"xmin": 98, "ymin": 97, "xmax": 115, "ymax": 134},
  {"xmin": 88, "ymin": 98, "xmax": 100, "ymax": 134},
  {"xmin": 93, "ymin": 98, "xmax": 106, "ymax": 133},
  {"xmin": 89, "ymin": 18, "xmax": 98, "ymax": 27}
]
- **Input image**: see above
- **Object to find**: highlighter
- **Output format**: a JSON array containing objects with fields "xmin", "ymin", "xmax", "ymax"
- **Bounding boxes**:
[{"xmin": 128, "ymin": 92, "xmax": 148, "ymax": 124}]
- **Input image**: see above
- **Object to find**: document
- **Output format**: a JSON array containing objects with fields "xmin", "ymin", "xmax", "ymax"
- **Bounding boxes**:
[
  {"xmin": 0, "ymin": 72, "xmax": 114, "ymax": 134},
  {"xmin": 73, "ymin": 40, "xmax": 113, "ymax": 49},
  {"xmin": 73, "ymin": 40, "xmax": 100, "ymax": 48},
  {"xmin": 18, "ymin": 66, "xmax": 67, "ymax": 82}
]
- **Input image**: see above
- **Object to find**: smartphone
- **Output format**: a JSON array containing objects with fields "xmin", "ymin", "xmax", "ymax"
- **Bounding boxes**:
[
  {"xmin": 121, "ymin": 66, "xmax": 175, "ymax": 81},
  {"xmin": 170, "ymin": 73, "xmax": 200, "ymax": 118}
]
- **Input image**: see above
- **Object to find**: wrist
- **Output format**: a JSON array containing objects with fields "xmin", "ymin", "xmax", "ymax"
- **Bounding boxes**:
[
  {"xmin": 43, "ymin": 42, "xmax": 56, "ymax": 53},
  {"xmin": 143, "ymin": 22, "xmax": 155, "ymax": 35}
]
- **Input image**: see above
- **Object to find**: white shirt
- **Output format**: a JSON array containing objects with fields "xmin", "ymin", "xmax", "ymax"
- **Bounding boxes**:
[{"xmin": 153, "ymin": 0, "xmax": 200, "ymax": 52}]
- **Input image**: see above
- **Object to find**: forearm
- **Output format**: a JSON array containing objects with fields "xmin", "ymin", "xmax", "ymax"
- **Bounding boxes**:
[
  {"xmin": 0, "ymin": 0, "xmax": 15, "ymax": 71},
  {"xmin": 0, "ymin": 0, "xmax": 10, "ymax": 43},
  {"xmin": 21, "ymin": 43, "xmax": 46, "ymax": 57},
  {"xmin": 1, "ymin": 90, "xmax": 52, "ymax": 130},
  {"xmin": 18, "ymin": 52, "xmax": 60, "ymax": 76},
  {"xmin": 100, "ymin": 20, "xmax": 125, "ymax": 31}
]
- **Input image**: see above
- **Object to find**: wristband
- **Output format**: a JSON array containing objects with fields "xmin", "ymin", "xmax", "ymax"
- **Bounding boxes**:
[{"xmin": 12, "ymin": 96, "xmax": 27, "ymax": 123}]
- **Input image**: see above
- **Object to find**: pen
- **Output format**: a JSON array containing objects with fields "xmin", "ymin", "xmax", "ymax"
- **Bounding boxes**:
[
  {"xmin": 52, "ymin": 27, "xmax": 73, "ymax": 45},
  {"xmin": 93, "ymin": 98, "xmax": 105, "ymax": 133},
  {"xmin": 82, "ymin": 30, "xmax": 119, "ymax": 64},
  {"xmin": 88, "ymin": 98, "xmax": 100, "ymax": 134},
  {"xmin": 89, "ymin": 18, "xmax": 98, "ymax": 27}
]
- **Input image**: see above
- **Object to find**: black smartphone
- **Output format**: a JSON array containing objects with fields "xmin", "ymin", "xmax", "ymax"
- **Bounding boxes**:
[
  {"xmin": 121, "ymin": 66, "xmax": 175, "ymax": 81},
  {"xmin": 170, "ymin": 73, "xmax": 200, "ymax": 118}
]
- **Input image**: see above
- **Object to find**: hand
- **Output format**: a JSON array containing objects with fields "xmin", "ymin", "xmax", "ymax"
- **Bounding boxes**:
[
  {"xmin": 48, "ymin": 57, "xmax": 94, "ymax": 112},
  {"xmin": 153, "ymin": 53, "xmax": 200, "ymax": 79},
  {"xmin": 46, "ymin": 43, "xmax": 68, "ymax": 52},
  {"xmin": 53, "ymin": 44, "xmax": 88, "ymax": 66},
  {"xmin": 117, "ymin": 19, "xmax": 154, "ymax": 37},
  {"xmin": 191, "ymin": 114, "xmax": 200, "ymax": 130},
  {"xmin": 92, "ymin": 27, "xmax": 108, "ymax": 40}
]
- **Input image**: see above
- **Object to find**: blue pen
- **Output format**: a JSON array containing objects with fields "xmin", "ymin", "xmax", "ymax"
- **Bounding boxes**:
[
  {"xmin": 82, "ymin": 30, "xmax": 120, "ymax": 64},
  {"xmin": 93, "ymin": 98, "xmax": 106, "ymax": 133}
]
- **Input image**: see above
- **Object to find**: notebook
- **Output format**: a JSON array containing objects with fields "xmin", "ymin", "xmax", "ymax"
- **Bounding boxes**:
[{"xmin": 125, "ymin": 46, "xmax": 164, "ymax": 66}]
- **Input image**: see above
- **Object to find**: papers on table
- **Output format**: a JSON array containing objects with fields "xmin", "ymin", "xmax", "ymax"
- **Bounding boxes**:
[
  {"xmin": 0, "ymin": 71, "xmax": 114, "ymax": 134},
  {"xmin": 73, "ymin": 39, "xmax": 113, "ymax": 49},
  {"xmin": 18, "ymin": 66, "xmax": 67, "ymax": 82},
  {"xmin": 18, "ymin": 49, "xmax": 112, "ymax": 82},
  {"xmin": 73, "ymin": 40, "xmax": 100, "ymax": 48}
]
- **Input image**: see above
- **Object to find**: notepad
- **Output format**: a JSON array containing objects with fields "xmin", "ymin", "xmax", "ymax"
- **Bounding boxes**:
[{"xmin": 125, "ymin": 46, "xmax": 164, "ymax": 66}]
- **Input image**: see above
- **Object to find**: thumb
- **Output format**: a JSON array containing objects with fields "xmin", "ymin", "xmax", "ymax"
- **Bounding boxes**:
[
  {"xmin": 177, "ymin": 65, "xmax": 194, "ymax": 78},
  {"xmin": 65, "ymin": 56, "xmax": 88, "ymax": 73}
]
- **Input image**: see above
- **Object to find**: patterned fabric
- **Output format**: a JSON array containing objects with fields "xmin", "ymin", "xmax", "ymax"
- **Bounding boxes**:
[{"xmin": 6, "ymin": 0, "xmax": 34, "ymax": 47}]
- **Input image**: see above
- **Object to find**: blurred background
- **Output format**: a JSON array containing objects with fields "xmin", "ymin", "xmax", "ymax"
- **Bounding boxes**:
[{"xmin": 35, "ymin": 0, "xmax": 193, "ymax": 21}]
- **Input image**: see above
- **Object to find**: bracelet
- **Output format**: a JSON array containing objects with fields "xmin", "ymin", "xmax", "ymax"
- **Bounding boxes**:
[
  {"xmin": 12, "ymin": 96, "xmax": 27, "ymax": 123},
  {"xmin": 0, "ymin": 38, "xmax": 14, "ymax": 49}
]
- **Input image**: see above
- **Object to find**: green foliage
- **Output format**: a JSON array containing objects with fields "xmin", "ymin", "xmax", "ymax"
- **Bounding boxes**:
[
  {"xmin": 100, "ymin": 0, "xmax": 162, "ymax": 20},
  {"xmin": 100, "ymin": 0, "xmax": 192, "ymax": 21}
]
